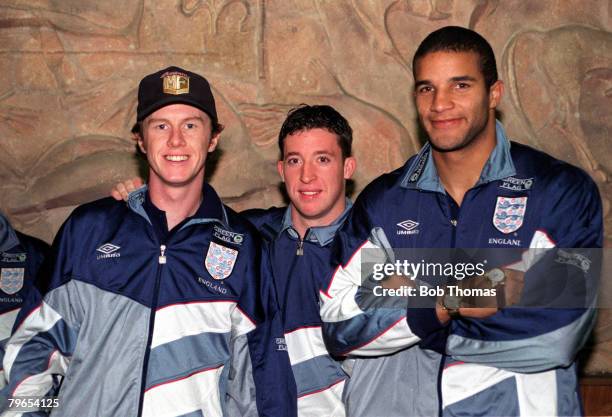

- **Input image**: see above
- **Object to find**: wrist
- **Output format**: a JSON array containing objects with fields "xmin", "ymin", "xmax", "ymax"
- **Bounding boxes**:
[{"xmin": 441, "ymin": 287, "xmax": 462, "ymax": 319}]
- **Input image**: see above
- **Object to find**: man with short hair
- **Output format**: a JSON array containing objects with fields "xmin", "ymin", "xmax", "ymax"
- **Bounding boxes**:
[
  {"xmin": 320, "ymin": 26, "xmax": 602, "ymax": 417},
  {"xmin": 3, "ymin": 66, "xmax": 285, "ymax": 417},
  {"xmin": 244, "ymin": 104, "xmax": 356, "ymax": 417}
]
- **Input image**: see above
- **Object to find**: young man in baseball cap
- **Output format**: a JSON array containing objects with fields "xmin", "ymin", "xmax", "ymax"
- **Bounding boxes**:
[{"xmin": 2, "ymin": 66, "xmax": 290, "ymax": 417}]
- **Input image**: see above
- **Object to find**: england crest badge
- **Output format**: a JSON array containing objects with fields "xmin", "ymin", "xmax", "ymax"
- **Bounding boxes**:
[
  {"xmin": 205, "ymin": 242, "xmax": 238, "ymax": 280},
  {"xmin": 0, "ymin": 268, "xmax": 24, "ymax": 295},
  {"xmin": 493, "ymin": 196, "xmax": 527, "ymax": 234}
]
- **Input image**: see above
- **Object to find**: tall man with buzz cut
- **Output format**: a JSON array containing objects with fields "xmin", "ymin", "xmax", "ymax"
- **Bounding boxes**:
[
  {"xmin": 320, "ymin": 26, "xmax": 602, "ymax": 417},
  {"xmin": 2, "ymin": 66, "xmax": 290, "ymax": 417}
]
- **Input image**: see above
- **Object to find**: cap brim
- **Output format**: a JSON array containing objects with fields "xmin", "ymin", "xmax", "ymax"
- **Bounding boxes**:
[{"xmin": 138, "ymin": 96, "xmax": 217, "ymax": 124}]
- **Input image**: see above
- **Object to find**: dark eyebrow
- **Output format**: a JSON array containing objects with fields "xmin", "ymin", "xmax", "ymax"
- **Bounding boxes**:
[
  {"xmin": 146, "ymin": 116, "xmax": 206, "ymax": 126},
  {"xmin": 414, "ymin": 75, "xmax": 478, "ymax": 89},
  {"xmin": 450, "ymin": 76, "xmax": 477, "ymax": 82},
  {"xmin": 414, "ymin": 80, "xmax": 431, "ymax": 89}
]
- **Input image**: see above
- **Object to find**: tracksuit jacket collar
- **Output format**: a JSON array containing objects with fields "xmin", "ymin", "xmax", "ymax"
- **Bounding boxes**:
[
  {"xmin": 278, "ymin": 198, "xmax": 353, "ymax": 246},
  {"xmin": 400, "ymin": 120, "xmax": 516, "ymax": 192},
  {"xmin": 0, "ymin": 212, "xmax": 19, "ymax": 252},
  {"xmin": 127, "ymin": 183, "xmax": 229, "ymax": 230}
]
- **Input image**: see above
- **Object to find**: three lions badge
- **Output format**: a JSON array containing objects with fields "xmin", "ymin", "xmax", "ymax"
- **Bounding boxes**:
[
  {"xmin": 493, "ymin": 196, "xmax": 527, "ymax": 234},
  {"xmin": 0, "ymin": 268, "xmax": 24, "ymax": 295},
  {"xmin": 205, "ymin": 242, "xmax": 238, "ymax": 280}
]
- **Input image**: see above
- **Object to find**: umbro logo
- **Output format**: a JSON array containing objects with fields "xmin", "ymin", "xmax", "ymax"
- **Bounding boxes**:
[
  {"xmin": 96, "ymin": 243, "xmax": 121, "ymax": 259},
  {"xmin": 97, "ymin": 243, "xmax": 120, "ymax": 254},
  {"xmin": 397, "ymin": 219, "xmax": 420, "ymax": 235}
]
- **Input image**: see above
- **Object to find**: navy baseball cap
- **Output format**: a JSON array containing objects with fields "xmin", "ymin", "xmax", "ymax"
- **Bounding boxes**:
[{"xmin": 136, "ymin": 66, "xmax": 218, "ymax": 124}]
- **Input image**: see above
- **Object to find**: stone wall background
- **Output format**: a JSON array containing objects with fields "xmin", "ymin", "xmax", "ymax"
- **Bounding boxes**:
[{"xmin": 0, "ymin": 0, "xmax": 610, "ymax": 374}]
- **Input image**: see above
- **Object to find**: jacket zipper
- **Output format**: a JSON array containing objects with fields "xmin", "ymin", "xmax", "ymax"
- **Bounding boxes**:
[
  {"xmin": 440, "ymin": 195, "xmax": 460, "ymax": 417},
  {"xmin": 137, "ymin": 244, "xmax": 166, "ymax": 417},
  {"xmin": 296, "ymin": 228, "xmax": 311, "ymax": 256},
  {"xmin": 159, "ymin": 245, "xmax": 167, "ymax": 264},
  {"xmin": 280, "ymin": 238, "xmax": 306, "ymax": 325}
]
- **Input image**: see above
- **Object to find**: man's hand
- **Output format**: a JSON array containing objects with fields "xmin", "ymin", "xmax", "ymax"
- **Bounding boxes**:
[
  {"xmin": 504, "ymin": 269, "xmax": 525, "ymax": 307},
  {"xmin": 110, "ymin": 177, "xmax": 144, "ymax": 201},
  {"xmin": 458, "ymin": 307, "xmax": 499, "ymax": 318},
  {"xmin": 437, "ymin": 268, "xmax": 526, "ymax": 323},
  {"xmin": 381, "ymin": 274, "xmax": 414, "ymax": 290}
]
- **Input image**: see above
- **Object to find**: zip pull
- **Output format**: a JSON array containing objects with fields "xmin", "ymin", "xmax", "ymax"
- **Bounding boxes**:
[
  {"xmin": 159, "ymin": 245, "xmax": 167, "ymax": 264},
  {"xmin": 296, "ymin": 239, "xmax": 304, "ymax": 256}
]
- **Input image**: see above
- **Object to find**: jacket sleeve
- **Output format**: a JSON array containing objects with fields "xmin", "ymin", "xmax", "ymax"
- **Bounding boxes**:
[
  {"xmin": 224, "ymin": 233, "xmax": 260, "ymax": 417},
  {"xmin": 441, "ymin": 168, "xmax": 603, "ymax": 373},
  {"xmin": 249, "ymin": 243, "xmax": 296, "ymax": 417},
  {"xmin": 0, "ymin": 231, "xmax": 50, "ymax": 390},
  {"xmin": 1, "ymin": 217, "xmax": 82, "ymax": 412},
  {"xmin": 319, "ymin": 191, "xmax": 445, "ymax": 357},
  {"xmin": 225, "ymin": 234, "xmax": 296, "ymax": 417}
]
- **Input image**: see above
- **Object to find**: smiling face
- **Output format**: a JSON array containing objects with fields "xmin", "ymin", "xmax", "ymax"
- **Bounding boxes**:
[
  {"xmin": 277, "ymin": 128, "xmax": 356, "ymax": 233},
  {"xmin": 414, "ymin": 51, "xmax": 503, "ymax": 153},
  {"xmin": 137, "ymin": 103, "xmax": 219, "ymax": 192}
]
